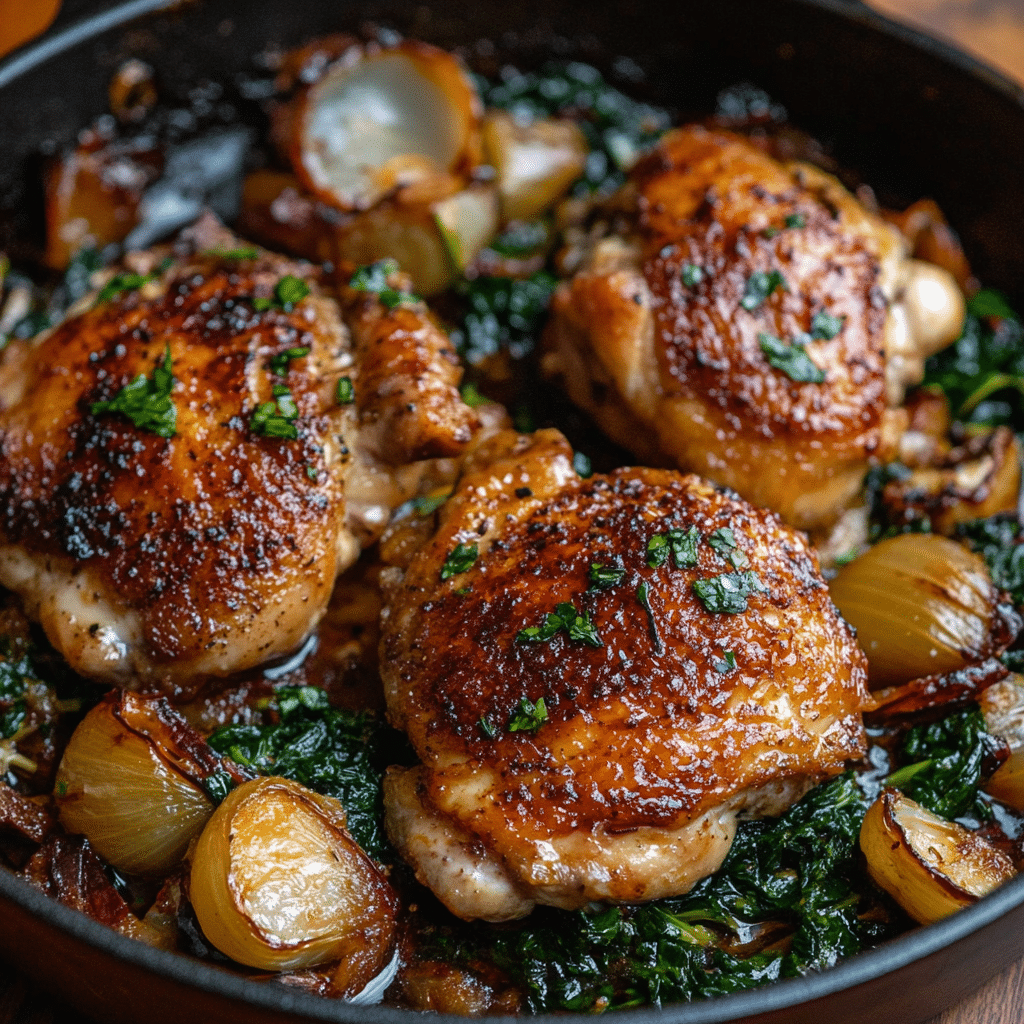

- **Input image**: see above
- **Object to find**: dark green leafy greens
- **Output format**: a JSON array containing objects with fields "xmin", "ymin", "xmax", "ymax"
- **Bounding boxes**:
[
  {"xmin": 958, "ymin": 516, "xmax": 1024, "ymax": 607},
  {"xmin": 89, "ymin": 344, "xmax": 177, "ymax": 438},
  {"xmin": 886, "ymin": 706, "xmax": 995, "ymax": 821},
  {"xmin": 421, "ymin": 775, "xmax": 891, "ymax": 1012},
  {"xmin": 206, "ymin": 686, "xmax": 403, "ymax": 860},
  {"xmin": 923, "ymin": 289, "xmax": 1024, "ymax": 427},
  {"xmin": 0, "ymin": 646, "xmax": 38, "ymax": 740}
]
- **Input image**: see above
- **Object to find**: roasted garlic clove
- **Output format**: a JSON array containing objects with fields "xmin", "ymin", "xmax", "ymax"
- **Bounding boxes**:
[
  {"xmin": 829, "ymin": 533, "xmax": 1012, "ymax": 688},
  {"xmin": 189, "ymin": 776, "xmax": 397, "ymax": 992},
  {"xmin": 292, "ymin": 41, "xmax": 482, "ymax": 213},
  {"xmin": 54, "ymin": 690, "xmax": 247, "ymax": 876},
  {"xmin": 482, "ymin": 111, "xmax": 588, "ymax": 224},
  {"xmin": 860, "ymin": 789, "xmax": 1015, "ymax": 924}
]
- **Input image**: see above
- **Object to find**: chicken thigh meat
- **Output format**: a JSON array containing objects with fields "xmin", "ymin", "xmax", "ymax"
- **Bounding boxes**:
[
  {"xmin": 543, "ymin": 126, "xmax": 965, "ymax": 531},
  {"xmin": 381, "ymin": 429, "xmax": 869, "ymax": 921},
  {"xmin": 0, "ymin": 217, "xmax": 476, "ymax": 692}
]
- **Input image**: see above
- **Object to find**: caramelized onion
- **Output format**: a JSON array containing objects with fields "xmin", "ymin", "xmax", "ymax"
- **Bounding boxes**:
[
  {"xmin": 293, "ymin": 41, "xmax": 482, "ymax": 213},
  {"xmin": 482, "ymin": 111, "xmax": 588, "ymax": 224},
  {"xmin": 860, "ymin": 788, "xmax": 1015, "ymax": 924},
  {"xmin": 981, "ymin": 674, "xmax": 1024, "ymax": 809},
  {"xmin": 829, "ymin": 534, "xmax": 1001, "ymax": 688},
  {"xmin": 189, "ymin": 776, "xmax": 397, "ymax": 991},
  {"xmin": 54, "ymin": 691, "xmax": 240, "ymax": 876}
]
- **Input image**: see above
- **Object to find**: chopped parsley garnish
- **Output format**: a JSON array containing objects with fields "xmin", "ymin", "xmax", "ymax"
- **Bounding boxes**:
[
  {"xmin": 759, "ymin": 331, "xmax": 826, "ymax": 384},
  {"xmin": 588, "ymin": 561, "xmax": 625, "ymax": 590},
  {"xmin": 204, "ymin": 246, "xmax": 259, "ymax": 261},
  {"xmin": 784, "ymin": 213, "xmax": 806, "ymax": 229},
  {"xmin": 90, "ymin": 344, "xmax": 177, "ymax": 438},
  {"xmin": 349, "ymin": 259, "xmax": 419, "ymax": 309},
  {"xmin": 440, "ymin": 542, "xmax": 478, "ymax": 580},
  {"xmin": 810, "ymin": 310, "xmax": 845, "ymax": 340},
  {"xmin": 707, "ymin": 527, "xmax": 749, "ymax": 569},
  {"xmin": 636, "ymin": 580, "xmax": 663, "ymax": 655},
  {"xmin": 647, "ymin": 527, "xmax": 700, "ymax": 569},
  {"xmin": 460, "ymin": 382, "xmax": 488, "ymax": 407},
  {"xmin": 305, "ymin": 465, "xmax": 318, "ymax": 482},
  {"xmin": 740, "ymin": 270, "xmax": 787, "ymax": 311},
  {"xmin": 479, "ymin": 716, "xmax": 498, "ymax": 739},
  {"xmin": 414, "ymin": 491, "xmax": 451, "ymax": 516},
  {"xmin": 252, "ymin": 274, "xmax": 311, "ymax": 313},
  {"xmin": 693, "ymin": 572, "xmax": 764, "ymax": 614},
  {"xmin": 517, "ymin": 602, "xmax": 603, "ymax": 647},
  {"xmin": 94, "ymin": 258, "xmax": 170, "ymax": 306},
  {"xmin": 269, "ymin": 346, "xmax": 310, "ymax": 376},
  {"xmin": 250, "ymin": 385, "xmax": 299, "ymax": 440},
  {"xmin": 508, "ymin": 696, "xmax": 549, "ymax": 733},
  {"xmin": 681, "ymin": 263, "xmax": 705, "ymax": 288},
  {"xmin": 646, "ymin": 534, "xmax": 671, "ymax": 568},
  {"xmin": 714, "ymin": 650, "xmax": 737, "ymax": 673},
  {"xmin": 336, "ymin": 377, "xmax": 355, "ymax": 404}
]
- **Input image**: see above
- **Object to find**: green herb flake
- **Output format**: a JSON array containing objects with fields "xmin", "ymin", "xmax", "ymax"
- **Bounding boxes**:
[
  {"xmin": 479, "ymin": 716, "xmax": 497, "ymax": 739},
  {"xmin": 508, "ymin": 696, "xmax": 549, "ymax": 733},
  {"xmin": 646, "ymin": 534, "xmax": 670, "ymax": 568},
  {"xmin": 636, "ymin": 580, "xmax": 664, "ymax": 655},
  {"xmin": 204, "ymin": 246, "xmax": 259, "ymax": 261},
  {"xmin": 90, "ymin": 344, "xmax": 177, "ymax": 438},
  {"xmin": 762, "ymin": 226, "xmax": 781, "ymax": 239},
  {"xmin": 349, "ymin": 259, "xmax": 419, "ymax": 309},
  {"xmin": 784, "ymin": 213, "xmax": 806, "ymax": 229},
  {"xmin": 336, "ymin": 377, "xmax": 355, "ymax": 405},
  {"xmin": 588, "ymin": 561, "xmax": 625, "ymax": 590},
  {"xmin": 693, "ymin": 571, "xmax": 764, "ymax": 614},
  {"xmin": 250, "ymin": 385, "xmax": 299, "ymax": 440},
  {"xmin": 714, "ymin": 650, "xmax": 737, "ymax": 673},
  {"xmin": 252, "ymin": 274, "xmax": 311, "ymax": 313},
  {"xmin": 740, "ymin": 269, "xmax": 787, "ymax": 311},
  {"xmin": 810, "ymin": 310, "xmax": 845, "ymax": 340},
  {"xmin": 269, "ymin": 345, "xmax": 310, "ymax": 376},
  {"xmin": 708, "ymin": 527, "xmax": 749, "ymax": 569},
  {"xmin": 759, "ymin": 331, "xmax": 826, "ymax": 384},
  {"xmin": 517, "ymin": 601, "xmax": 603, "ymax": 648},
  {"xmin": 441, "ymin": 542, "xmax": 478, "ymax": 580},
  {"xmin": 305, "ymin": 465, "xmax": 318, "ymax": 482},
  {"xmin": 667, "ymin": 526, "xmax": 700, "ymax": 568},
  {"xmin": 94, "ymin": 259, "xmax": 170, "ymax": 306},
  {"xmin": 414, "ymin": 491, "xmax": 451, "ymax": 516},
  {"xmin": 681, "ymin": 263, "xmax": 705, "ymax": 288},
  {"xmin": 460, "ymin": 382, "xmax": 488, "ymax": 407}
]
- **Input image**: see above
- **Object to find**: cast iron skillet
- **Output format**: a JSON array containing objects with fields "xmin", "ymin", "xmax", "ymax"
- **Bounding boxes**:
[{"xmin": 1, "ymin": 2, "xmax": 1023, "ymax": 1022}]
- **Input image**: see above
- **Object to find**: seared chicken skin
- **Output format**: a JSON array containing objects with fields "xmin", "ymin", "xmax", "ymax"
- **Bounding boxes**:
[
  {"xmin": 543, "ymin": 126, "xmax": 965, "ymax": 531},
  {"xmin": 0, "ymin": 216, "xmax": 476, "ymax": 694},
  {"xmin": 381, "ymin": 430, "xmax": 869, "ymax": 921}
]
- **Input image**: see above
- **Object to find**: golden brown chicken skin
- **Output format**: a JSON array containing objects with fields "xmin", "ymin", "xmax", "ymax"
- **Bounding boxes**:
[
  {"xmin": 543, "ymin": 126, "xmax": 964, "ymax": 531},
  {"xmin": 381, "ymin": 430, "xmax": 869, "ymax": 921},
  {"xmin": 0, "ymin": 219, "xmax": 476, "ymax": 694}
]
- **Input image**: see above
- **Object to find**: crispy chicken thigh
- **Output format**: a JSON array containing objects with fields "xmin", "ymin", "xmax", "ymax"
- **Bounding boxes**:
[
  {"xmin": 0, "ymin": 216, "xmax": 476, "ymax": 693},
  {"xmin": 543, "ymin": 126, "xmax": 965, "ymax": 531},
  {"xmin": 381, "ymin": 430, "xmax": 869, "ymax": 921}
]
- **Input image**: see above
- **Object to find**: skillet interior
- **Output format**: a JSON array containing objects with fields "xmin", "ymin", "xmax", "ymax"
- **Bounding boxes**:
[{"xmin": 0, "ymin": 1, "xmax": 1023, "ymax": 1022}]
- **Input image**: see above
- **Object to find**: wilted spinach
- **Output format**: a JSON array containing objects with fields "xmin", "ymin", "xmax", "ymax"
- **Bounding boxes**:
[
  {"xmin": 422, "ymin": 775, "xmax": 889, "ymax": 1012},
  {"xmin": 206, "ymin": 685, "xmax": 408, "ymax": 861},
  {"xmin": 958, "ymin": 515, "xmax": 1024, "ymax": 608}
]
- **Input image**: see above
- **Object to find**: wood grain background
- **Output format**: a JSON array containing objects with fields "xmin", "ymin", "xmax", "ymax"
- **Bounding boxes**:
[{"xmin": 0, "ymin": 1, "xmax": 1023, "ymax": 1022}]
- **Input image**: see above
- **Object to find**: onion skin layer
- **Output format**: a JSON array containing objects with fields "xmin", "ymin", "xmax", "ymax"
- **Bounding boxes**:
[
  {"xmin": 54, "ymin": 690, "xmax": 248, "ymax": 877},
  {"xmin": 829, "ymin": 533, "xmax": 1009, "ymax": 688},
  {"xmin": 859, "ymin": 788, "xmax": 1015, "ymax": 925},
  {"xmin": 189, "ymin": 776, "xmax": 398, "ymax": 993}
]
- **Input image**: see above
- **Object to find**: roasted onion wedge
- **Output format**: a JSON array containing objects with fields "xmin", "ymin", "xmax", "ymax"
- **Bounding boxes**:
[
  {"xmin": 829, "ymin": 533, "xmax": 1018, "ymax": 688},
  {"xmin": 189, "ymin": 776, "xmax": 397, "ymax": 992},
  {"xmin": 54, "ymin": 691, "xmax": 250, "ymax": 877},
  {"xmin": 981, "ymin": 674, "xmax": 1024, "ymax": 809},
  {"xmin": 482, "ymin": 110, "xmax": 587, "ymax": 224},
  {"xmin": 860, "ymin": 788, "xmax": 1015, "ymax": 924},
  {"xmin": 291, "ymin": 40, "xmax": 482, "ymax": 213}
]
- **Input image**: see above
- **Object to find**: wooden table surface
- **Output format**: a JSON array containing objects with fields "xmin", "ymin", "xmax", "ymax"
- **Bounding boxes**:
[{"xmin": 1, "ymin": 1, "xmax": 1024, "ymax": 1023}]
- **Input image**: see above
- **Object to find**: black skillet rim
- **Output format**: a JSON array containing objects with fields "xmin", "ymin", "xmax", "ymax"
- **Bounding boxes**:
[{"xmin": 1, "ymin": 0, "xmax": 1024, "ymax": 1022}]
